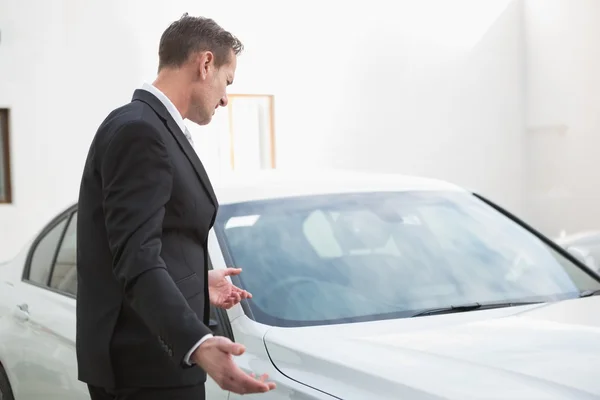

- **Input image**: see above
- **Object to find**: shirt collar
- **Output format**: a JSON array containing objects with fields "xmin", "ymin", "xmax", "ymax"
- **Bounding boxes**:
[{"xmin": 141, "ymin": 82, "xmax": 188, "ymax": 134}]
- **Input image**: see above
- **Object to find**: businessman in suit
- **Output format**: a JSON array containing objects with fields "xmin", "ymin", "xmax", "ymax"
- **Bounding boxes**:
[{"xmin": 76, "ymin": 14, "xmax": 276, "ymax": 399}]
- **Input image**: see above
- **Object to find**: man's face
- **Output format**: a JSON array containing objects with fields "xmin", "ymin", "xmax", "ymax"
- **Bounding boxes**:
[{"xmin": 189, "ymin": 50, "xmax": 236, "ymax": 126}]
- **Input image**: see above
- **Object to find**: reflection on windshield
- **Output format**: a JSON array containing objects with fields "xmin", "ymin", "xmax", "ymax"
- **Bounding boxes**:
[{"xmin": 214, "ymin": 191, "xmax": 600, "ymax": 327}]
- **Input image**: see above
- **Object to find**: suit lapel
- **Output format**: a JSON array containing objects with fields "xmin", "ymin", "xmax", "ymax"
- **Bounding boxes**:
[
  {"xmin": 165, "ymin": 118, "xmax": 218, "ymax": 206},
  {"xmin": 131, "ymin": 89, "xmax": 218, "ymax": 207}
]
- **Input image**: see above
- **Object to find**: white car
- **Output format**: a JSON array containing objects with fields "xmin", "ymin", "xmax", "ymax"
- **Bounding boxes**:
[{"xmin": 1, "ymin": 171, "xmax": 600, "ymax": 399}]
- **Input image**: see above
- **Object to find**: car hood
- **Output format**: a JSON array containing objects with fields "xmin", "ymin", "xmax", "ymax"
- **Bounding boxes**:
[{"xmin": 263, "ymin": 297, "xmax": 600, "ymax": 399}]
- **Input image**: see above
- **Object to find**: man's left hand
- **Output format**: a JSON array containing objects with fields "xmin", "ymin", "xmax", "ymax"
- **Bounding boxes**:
[{"xmin": 208, "ymin": 268, "xmax": 252, "ymax": 309}]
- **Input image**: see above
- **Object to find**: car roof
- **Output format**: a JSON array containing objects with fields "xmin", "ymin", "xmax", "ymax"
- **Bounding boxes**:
[{"xmin": 212, "ymin": 169, "xmax": 467, "ymax": 205}]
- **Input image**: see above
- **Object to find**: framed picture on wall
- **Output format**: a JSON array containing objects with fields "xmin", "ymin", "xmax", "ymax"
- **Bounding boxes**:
[
  {"xmin": 188, "ymin": 94, "xmax": 276, "ymax": 176},
  {"xmin": 0, "ymin": 108, "xmax": 11, "ymax": 203},
  {"xmin": 227, "ymin": 94, "xmax": 276, "ymax": 171}
]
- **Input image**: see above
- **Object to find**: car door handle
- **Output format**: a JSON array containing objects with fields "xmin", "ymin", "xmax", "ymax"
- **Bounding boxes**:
[{"xmin": 13, "ymin": 303, "xmax": 30, "ymax": 322}]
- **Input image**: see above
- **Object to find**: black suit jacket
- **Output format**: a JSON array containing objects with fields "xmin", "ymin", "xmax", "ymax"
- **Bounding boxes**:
[{"xmin": 76, "ymin": 89, "xmax": 218, "ymax": 389}]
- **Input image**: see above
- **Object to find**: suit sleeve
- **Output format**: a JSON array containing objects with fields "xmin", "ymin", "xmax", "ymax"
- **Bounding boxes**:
[{"xmin": 100, "ymin": 120, "xmax": 212, "ymax": 366}]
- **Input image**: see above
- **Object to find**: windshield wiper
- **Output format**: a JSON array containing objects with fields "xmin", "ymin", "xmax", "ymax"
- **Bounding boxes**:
[
  {"xmin": 411, "ymin": 303, "xmax": 482, "ymax": 317},
  {"xmin": 411, "ymin": 301, "xmax": 541, "ymax": 317},
  {"xmin": 579, "ymin": 289, "xmax": 600, "ymax": 298}
]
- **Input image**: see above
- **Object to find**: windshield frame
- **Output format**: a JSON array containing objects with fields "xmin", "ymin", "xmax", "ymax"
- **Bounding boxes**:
[
  {"xmin": 213, "ymin": 191, "xmax": 600, "ymax": 327},
  {"xmin": 474, "ymin": 192, "xmax": 600, "ymax": 279}
]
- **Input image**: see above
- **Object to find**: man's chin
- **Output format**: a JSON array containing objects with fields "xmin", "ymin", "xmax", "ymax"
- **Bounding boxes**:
[{"xmin": 190, "ymin": 116, "xmax": 212, "ymax": 126}]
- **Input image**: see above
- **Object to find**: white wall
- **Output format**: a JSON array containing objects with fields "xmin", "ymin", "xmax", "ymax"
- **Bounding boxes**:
[
  {"xmin": 524, "ymin": 0, "xmax": 600, "ymax": 236},
  {"xmin": 0, "ymin": 0, "xmax": 526, "ymax": 261}
]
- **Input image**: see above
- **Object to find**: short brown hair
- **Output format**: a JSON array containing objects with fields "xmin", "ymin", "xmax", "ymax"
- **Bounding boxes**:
[{"xmin": 158, "ymin": 13, "xmax": 243, "ymax": 71}]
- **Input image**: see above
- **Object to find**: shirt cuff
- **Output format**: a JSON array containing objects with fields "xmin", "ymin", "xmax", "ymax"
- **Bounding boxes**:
[{"xmin": 183, "ymin": 333, "xmax": 214, "ymax": 365}]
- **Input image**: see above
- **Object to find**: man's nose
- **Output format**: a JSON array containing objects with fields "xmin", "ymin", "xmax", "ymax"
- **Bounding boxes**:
[{"xmin": 219, "ymin": 95, "xmax": 228, "ymax": 107}]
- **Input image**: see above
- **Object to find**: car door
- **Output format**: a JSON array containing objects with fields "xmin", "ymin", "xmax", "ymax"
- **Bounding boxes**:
[
  {"xmin": 9, "ymin": 209, "xmax": 87, "ymax": 400},
  {"xmin": 7, "ymin": 212, "xmax": 231, "ymax": 399}
]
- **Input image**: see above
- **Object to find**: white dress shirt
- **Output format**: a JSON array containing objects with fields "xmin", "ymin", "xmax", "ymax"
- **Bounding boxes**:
[{"xmin": 140, "ymin": 82, "xmax": 212, "ymax": 365}]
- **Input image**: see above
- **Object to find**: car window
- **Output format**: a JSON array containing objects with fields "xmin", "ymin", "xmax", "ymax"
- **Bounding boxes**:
[
  {"xmin": 28, "ymin": 217, "xmax": 69, "ymax": 286},
  {"xmin": 214, "ymin": 191, "xmax": 600, "ymax": 327},
  {"xmin": 50, "ymin": 212, "xmax": 78, "ymax": 296},
  {"xmin": 303, "ymin": 210, "xmax": 343, "ymax": 258}
]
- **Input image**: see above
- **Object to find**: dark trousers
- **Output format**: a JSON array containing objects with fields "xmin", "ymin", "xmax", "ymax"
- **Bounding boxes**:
[{"xmin": 87, "ymin": 384, "xmax": 205, "ymax": 400}]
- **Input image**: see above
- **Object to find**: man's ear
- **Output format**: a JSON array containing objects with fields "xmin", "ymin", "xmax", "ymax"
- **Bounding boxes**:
[{"xmin": 198, "ymin": 51, "xmax": 215, "ymax": 80}]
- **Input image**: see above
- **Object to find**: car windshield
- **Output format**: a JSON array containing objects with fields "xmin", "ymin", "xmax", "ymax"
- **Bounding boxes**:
[{"xmin": 214, "ymin": 190, "xmax": 600, "ymax": 327}]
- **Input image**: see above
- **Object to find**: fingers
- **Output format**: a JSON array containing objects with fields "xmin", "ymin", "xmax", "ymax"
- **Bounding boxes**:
[
  {"xmin": 212, "ymin": 351, "xmax": 276, "ymax": 394},
  {"xmin": 221, "ymin": 292, "xmax": 242, "ymax": 309},
  {"xmin": 254, "ymin": 373, "xmax": 276, "ymax": 390},
  {"xmin": 258, "ymin": 373, "xmax": 268, "ymax": 382},
  {"xmin": 223, "ymin": 267, "xmax": 242, "ymax": 276},
  {"xmin": 227, "ymin": 288, "xmax": 251, "ymax": 303},
  {"xmin": 235, "ymin": 289, "xmax": 251, "ymax": 300},
  {"xmin": 232, "ymin": 285, "xmax": 252, "ymax": 299},
  {"xmin": 227, "ymin": 369, "xmax": 276, "ymax": 394},
  {"xmin": 215, "ymin": 337, "xmax": 246, "ymax": 356},
  {"xmin": 216, "ymin": 286, "xmax": 252, "ymax": 309}
]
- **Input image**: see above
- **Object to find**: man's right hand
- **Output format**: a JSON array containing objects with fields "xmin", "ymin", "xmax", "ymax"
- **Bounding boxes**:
[{"xmin": 192, "ymin": 336, "xmax": 277, "ymax": 395}]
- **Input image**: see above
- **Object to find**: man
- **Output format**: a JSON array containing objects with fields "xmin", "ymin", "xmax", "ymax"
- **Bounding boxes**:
[{"xmin": 76, "ymin": 14, "xmax": 276, "ymax": 399}]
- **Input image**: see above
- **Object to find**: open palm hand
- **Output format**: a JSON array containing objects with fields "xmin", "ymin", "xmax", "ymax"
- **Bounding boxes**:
[{"xmin": 208, "ymin": 268, "xmax": 252, "ymax": 309}]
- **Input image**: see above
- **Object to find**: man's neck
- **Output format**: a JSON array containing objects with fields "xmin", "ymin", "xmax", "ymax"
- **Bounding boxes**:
[{"xmin": 153, "ymin": 73, "xmax": 191, "ymax": 119}]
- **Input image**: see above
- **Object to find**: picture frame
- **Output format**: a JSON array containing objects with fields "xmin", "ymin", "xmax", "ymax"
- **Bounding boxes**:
[
  {"xmin": 226, "ymin": 94, "xmax": 276, "ymax": 171},
  {"xmin": 189, "ymin": 94, "xmax": 276, "ymax": 176}
]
